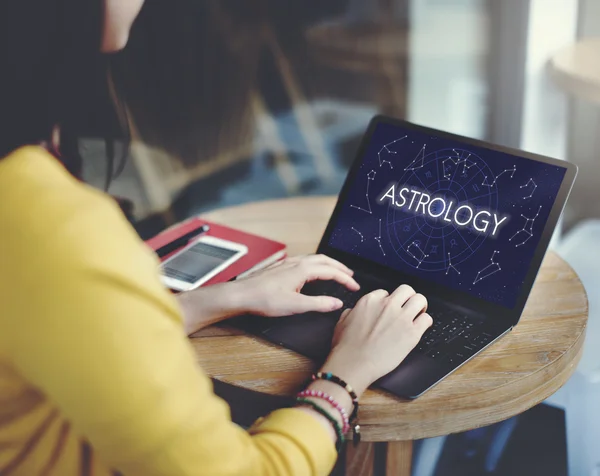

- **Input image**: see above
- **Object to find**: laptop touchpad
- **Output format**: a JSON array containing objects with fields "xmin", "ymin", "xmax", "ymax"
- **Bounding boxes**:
[{"xmin": 263, "ymin": 312, "xmax": 339, "ymax": 362}]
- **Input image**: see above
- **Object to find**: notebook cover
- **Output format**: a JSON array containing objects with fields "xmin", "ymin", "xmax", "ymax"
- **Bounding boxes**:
[{"xmin": 145, "ymin": 217, "xmax": 287, "ymax": 286}]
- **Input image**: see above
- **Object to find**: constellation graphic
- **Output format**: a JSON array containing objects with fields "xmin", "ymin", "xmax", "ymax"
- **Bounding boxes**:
[
  {"xmin": 403, "ymin": 144, "xmax": 427, "ymax": 171},
  {"xmin": 473, "ymin": 250, "xmax": 501, "ymax": 284},
  {"xmin": 442, "ymin": 154, "xmax": 476, "ymax": 180},
  {"xmin": 520, "ymin": 178, "xmax": 537, "ymax": 199},
  {"xmin": 482, "ymin": 165, "xmax": 517, "ymax": 187},
  {"xmin": 387, "ymin": 147, "xmax": 496, "ymax": 273},
  {"xmin": 406, "ymin": 241, "xmax": 429, "ymax": 268},
  {"xmin": 446, "ymin": 253, "xmax": 461, "ymax": 275},
  {"xmin": 350, "ymin": 170, "xmax": 376, "ymax": 214},
  {"xmin": 452, "ymin": 148, "xmax": 474, "ymax": 162},
  {"xmin": 378, "ymin": 135, "xmax": 408, "ymax": 169},
  {"xmin": 351, "ymin": 227, "xmax": 364, "ymax": 243},
  {"xmin": 374, "ymin": 219, "xmax": 386, "ymax": 256},
  {"xmin": 509, "ymin": 206, "xmax": 542, "ymax": 247}
]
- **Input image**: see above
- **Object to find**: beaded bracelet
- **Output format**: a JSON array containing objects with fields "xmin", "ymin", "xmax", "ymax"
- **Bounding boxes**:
[
  {"xmin": 296, "ymin": 397, "xmax": 345, "ymax": 452},
  {"xmin": 312, "ymin": 372, "xmax": 361, "ymax": 445},
  {"xmin": 312, "ymin": 372, "xmax": 358, "ymax": 400},
  {"xmin": 312, "ymin": 372, "xmax": 359, "ymax": 422},
  {"xmin": 297, "ymin": 389, "xmax": 350, "ymax": 433}
]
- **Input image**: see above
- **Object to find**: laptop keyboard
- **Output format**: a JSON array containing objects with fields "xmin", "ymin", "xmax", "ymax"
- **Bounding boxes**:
[
  {"xmin": 415, "ymin": 309, "xmax": 496, "ymax": 364},
  {"xmin": 302, "ymin": 280, "xmax": 497, "ymax": 364}
]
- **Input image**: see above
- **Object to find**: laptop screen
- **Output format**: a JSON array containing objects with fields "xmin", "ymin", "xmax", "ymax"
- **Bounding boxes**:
[{"xmin": 328, "ymin": 121, "xmax": 568, "ymax": 308}]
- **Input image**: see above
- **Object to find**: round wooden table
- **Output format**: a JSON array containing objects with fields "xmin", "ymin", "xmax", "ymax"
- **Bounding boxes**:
[{"xmin": 191, "ymin": 196, "xmax": 588, "ymax": 475}]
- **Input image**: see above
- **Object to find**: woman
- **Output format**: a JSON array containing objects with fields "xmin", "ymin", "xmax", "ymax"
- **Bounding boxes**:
[{"xmin": 0, "ymin": 1, "xmax": 432, "ymax": 475}]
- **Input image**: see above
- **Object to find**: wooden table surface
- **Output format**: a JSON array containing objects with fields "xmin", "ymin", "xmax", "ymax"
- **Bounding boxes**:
[
  {"xmin": 191, "ymin": 196, "xmax": 588, "ymax": 474},
  {"xmin": 550, "ymin": 38, "xmax": 600, "ymax": 104}
]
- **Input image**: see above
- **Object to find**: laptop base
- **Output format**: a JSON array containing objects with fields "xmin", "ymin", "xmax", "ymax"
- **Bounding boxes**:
[{"xmin": 259, "ymin": 312, "xmax": 508, "ymax": 399}]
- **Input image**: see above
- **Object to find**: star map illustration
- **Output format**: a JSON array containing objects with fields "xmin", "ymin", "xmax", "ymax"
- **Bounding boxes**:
[
  {"xmin": 327, "ymin": 123, "xmax": 568, "ymax": 308},
  {"xmin": 446, "ymin": 252, "xmax": 461, "ymax": 276},
  {"xmin": 378, "ymin": 135, "xmax": 407, "ymax": 169},
  {"xmin": 350, "ymin": 170, "xmax": 377, "ymax": 214},
  {"xmin": 474, "ymin": 250, "xmax": 501, "ymax": 284},
  {"xmin": 403, "ymin": 144, "xmax": 427, "ymax": 171},
  {"xmin": 520, "ymin": 178, "xmax": 537, "ymax": 199},
  {"xmin": 387, "ymin": 144, "xmax": 500, "ymax": 274},
  {"xmin": 509, "ymin": 205, "xmax": 542, "ymax": 247}
]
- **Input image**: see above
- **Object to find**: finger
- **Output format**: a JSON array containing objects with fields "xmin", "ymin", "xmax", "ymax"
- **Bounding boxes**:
[
  {"xmin": 305, "ymin": 264, "xmax": 360, "ymax": 291},
  {"xmin": 289, "ymin": 294, "xmax": 344, "ymax": 314},
  {"xmin": 357, "ymin": 288, "xmax": 389, "ymax": 306},
  {"xmin": 387, "ymin": 284, "xmax": 417, "ymax": 308},
  {"xmin": 307, "ymin": 254, "xmax": 355, "ymax": 276},
  {"xmin": 401, "ymin": 293, "xmax": 429, "ymax": 318},
  {"xmin": 369, "ymin": 288, "xmax": 389, "ymax": 298},
  {"xmin": 332, "ymin": 308, "xmax": 352, "ymax": 347},
  {"xmin": 338, "ymin": 308, "xmax": 352, "ymax": 323},
  {"xmin": 414, "ymin": 312, "xmax": 433, "ymax": 332}
]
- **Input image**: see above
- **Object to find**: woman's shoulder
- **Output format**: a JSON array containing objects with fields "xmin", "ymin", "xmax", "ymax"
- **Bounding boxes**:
[
  {"xmin": 0, "ymin": 146, "xmax": 150, "ymax": 275},
  {"xmin": 0, "ymin": 146, "xmax": 101, "ymax": 216},
  {"xmin": 0, "ymin": 148, "xmax": 182, "ymax": 354}
]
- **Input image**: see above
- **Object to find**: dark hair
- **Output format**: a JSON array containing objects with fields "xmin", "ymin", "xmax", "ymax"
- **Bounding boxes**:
[
  {"xmin": 0, "ymin": 0, "xmax": 127, "ymax": 187},
  {"xmin": 1, "ymin": 0, "xmax": 266, "ymax": 192},
  {"xmin": 111, "ymin": 0, "xmax": 265, "ymax": 166}
]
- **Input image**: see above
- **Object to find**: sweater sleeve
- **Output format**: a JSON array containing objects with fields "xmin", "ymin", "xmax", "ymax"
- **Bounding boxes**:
[{"xmin": 1, "ymin": 175, "xmax": 337, "ymax": 475}]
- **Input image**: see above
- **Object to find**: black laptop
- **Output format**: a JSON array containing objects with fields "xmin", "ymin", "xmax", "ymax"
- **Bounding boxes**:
[{"xmin": 238, "ymin": 115, "xmax": 577, "ymax": 399}]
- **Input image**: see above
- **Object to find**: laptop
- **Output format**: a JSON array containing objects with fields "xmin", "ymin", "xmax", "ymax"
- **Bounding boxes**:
[{"xmin": 238, "ymin": 115, "xmax": 577, "ymax": 399}]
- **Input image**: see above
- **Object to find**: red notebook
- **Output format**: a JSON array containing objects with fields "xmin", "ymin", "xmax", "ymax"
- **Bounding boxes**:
[{"xmin": 145, "ymin": 217, "xmax": 287, "ymax": 287}]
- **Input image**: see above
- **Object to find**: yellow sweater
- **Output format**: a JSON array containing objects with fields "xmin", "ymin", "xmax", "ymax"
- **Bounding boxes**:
[{"xmin": 0, "ymin": 147, "xmax": 336, "ymax": 475}]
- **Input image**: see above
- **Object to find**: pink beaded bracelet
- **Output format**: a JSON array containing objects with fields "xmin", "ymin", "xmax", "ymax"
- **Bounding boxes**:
[{"xmin": 297, "ymin": 389, "xmax": 350, "ymax": 434}]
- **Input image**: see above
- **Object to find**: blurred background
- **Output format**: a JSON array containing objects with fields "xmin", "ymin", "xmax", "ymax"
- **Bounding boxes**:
[{"xmin": 79, "ymin": 0, "xmax": 600, "ymax": 474}]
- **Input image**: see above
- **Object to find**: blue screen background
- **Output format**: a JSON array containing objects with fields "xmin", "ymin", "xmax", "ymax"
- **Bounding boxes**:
[{"xmin": 328, "ymin": 122, "xmax": 567, "ymax": 308}]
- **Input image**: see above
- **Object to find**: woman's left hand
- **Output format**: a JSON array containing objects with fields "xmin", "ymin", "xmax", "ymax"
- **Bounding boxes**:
[
  {"xmin": 234, "ymin": 254, "xmax": 360, "ymax": 317},
  {"xmin": 177, "ymin": 254, "xmax": 359, "ymax": 335}
]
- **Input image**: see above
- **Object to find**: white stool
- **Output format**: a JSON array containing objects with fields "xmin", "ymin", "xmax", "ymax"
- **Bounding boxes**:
[{"xmin": 546, "ymin": 220, "xmax": 600, "ymax": 476}]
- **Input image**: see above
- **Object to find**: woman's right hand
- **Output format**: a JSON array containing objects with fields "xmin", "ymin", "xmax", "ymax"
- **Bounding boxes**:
[{"xmin": 321, "ymin": 285, "xmax": 433, "ymax": 397}]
